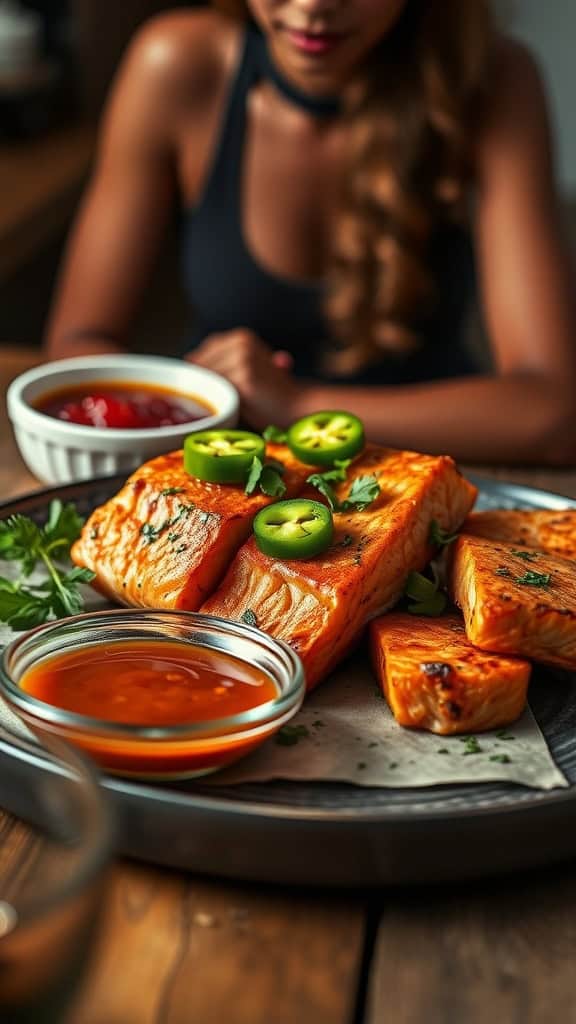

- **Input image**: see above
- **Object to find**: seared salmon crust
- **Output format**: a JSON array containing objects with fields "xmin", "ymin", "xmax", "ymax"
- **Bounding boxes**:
[
  {"xmin": 201, "ymin": 447, "xmax": 477, "ymax": 688},
  {"xmin": 450, "ymin": 534, "xmax": 576, "ymax": 670},
  {"xmin": 370, "ymin": 611, "xmax": 530, "ymax": 735},
  {"xmin": 463, "ymin": 509, "xmax": 576, "ymax": 561}
]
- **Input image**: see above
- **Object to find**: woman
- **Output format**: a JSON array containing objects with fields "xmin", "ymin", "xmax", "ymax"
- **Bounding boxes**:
[{"xmin": 45, "ymin": 1, "xmax": 576, "ymax": 463}]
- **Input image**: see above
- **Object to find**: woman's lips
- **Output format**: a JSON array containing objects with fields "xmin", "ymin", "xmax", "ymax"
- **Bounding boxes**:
[{"xmin": 285, "ymin": 28, "xmax": 345, "ymax": 56}]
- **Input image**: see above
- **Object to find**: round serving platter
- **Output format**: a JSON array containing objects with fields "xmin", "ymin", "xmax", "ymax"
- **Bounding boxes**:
[{"xmin": 1, "ymin": 473, "xmax": 576, "ymax": 887}]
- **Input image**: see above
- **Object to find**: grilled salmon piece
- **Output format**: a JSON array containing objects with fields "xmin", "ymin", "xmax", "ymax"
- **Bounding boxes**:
[
  {"xmin": 449, "ymin": 534, "xmax": 576, "ymax": 670},
  {"xmin": 464, "ymin": 509, "xmax": 576, "ymax": 561},
  {"xmin": 370, "ymin": 611, "xmax": 530, "ymax": 734},
  {"xmin": 201, "ymin": 447, "xmax": 477, "ymax": 688},
  {"xmin": 71, "ymin": 444, "xmax": 312, "ymax": 610}
]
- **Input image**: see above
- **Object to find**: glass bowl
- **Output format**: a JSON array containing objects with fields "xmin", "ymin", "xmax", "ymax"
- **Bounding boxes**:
[
  {"xmin": 0, "ymin": 610, "xmax": 306, "ymax": 780},
  {"xmin": 0, "ymin": 735, "xmax": 113, "ymax": 1022}
]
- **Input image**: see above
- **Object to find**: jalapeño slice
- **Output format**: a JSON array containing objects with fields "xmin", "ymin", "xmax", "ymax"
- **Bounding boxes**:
[
  {"xmin": 253, "ymin": 499, "xmax": 334, "ymax": 560},
  {"xmin": 287, "ymin": 411, "xmax": 365, "ymax": 467},
  {"xmin": 183, "ymin": 430, "xmax": 265, "ymax": 484}
]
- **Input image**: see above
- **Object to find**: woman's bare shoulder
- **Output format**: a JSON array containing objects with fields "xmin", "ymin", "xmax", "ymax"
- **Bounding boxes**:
[
  {"xmin": 118, "ymin": 9, "xmax": 242, "ymax": 107},
  {"xmin": 481, "ymin": 35, "xmax": 550, "ymax": 139}
]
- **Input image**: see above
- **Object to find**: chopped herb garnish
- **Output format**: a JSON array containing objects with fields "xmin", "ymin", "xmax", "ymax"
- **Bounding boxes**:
[
  {"xmin": 140, "ymin": 522, "xmax": 163, "ymax": 544},
  {"xmin": 245, "ymin": 456, "xmax": 287, "ymax": 498},
  {"xmin": 388, "ymin": 762, "xmax": 398, "ymax": 770},
  {"xmin": 495, "ymin": 567, "xmax": 551, "ymax": 588},
  {"xmin": 306, "ymin": 472, "xmax": 380, "ymax": 513},
  {"xmin": 368, "ymin": 741, "xmax": 379, "ymax": 748},
  {"xmin": 429, "ymin": 520, "xmax": 459, "ymax": 548},
  {"xmin": 461, "ymin": 736, "xmax": 482, "ymax": 755},
  {"xmin": 175, "ymin": 544, "xmax": 188, "ymax": 554},
  {"xmin": 259, "ymin": 465, "xmax": 287, "ymax": 497},
  {"xmin": 340, "ymin": 534, "xmax": 354, "ymax": 548},
  {"xmin": 160, "ymin": 488, "xmax": 185, "ymax": 497},
  {"xmin": 262, "ymin": 425, "xmax": 287, "ymax": 443},
  {"xmin": 510, "ymin": 549, "xmax": 538, "ymax": 561},
  {"xmin": 275, "ymin": 724, "xmax": 310, "ymax": 746},
  {"xmin": 167, "ymin": 532, "xmax": 181, "ymax": 543},
  {"xmin": 241, "ymin": 609, "xmax": 258, "ymax": 627},
  {"xmin": 437, "ymin": 748, "xmax": 449, "ymax": 754},
  {"xmin": 489, "ymin": 754, "xmax": 511, "ymax": 764},
  {"xmin": 516, "ymin": 571, "xmax": 551, "ymax": 587},
  {"xmin": 495, "ymin": 730, "xmax": 516, "ymax": 741}
]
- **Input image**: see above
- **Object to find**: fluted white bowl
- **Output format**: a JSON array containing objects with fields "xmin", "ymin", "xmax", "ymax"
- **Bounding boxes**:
[{"xmin": 8, "ymin": 355, "xmax": 239, "ymax": 485}]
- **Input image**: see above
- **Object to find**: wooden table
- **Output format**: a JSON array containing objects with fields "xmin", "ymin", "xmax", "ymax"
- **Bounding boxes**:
[{"xmin": 2, "ymin": 345, "xmax": 576, "ymax": 1024}]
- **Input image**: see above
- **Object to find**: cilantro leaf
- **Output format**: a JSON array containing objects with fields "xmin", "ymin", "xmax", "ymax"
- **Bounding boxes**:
[
  {"xmin": 306, "ymin": 471, "xmax": 380, "ymax": 513},
  {"xmin": 0, "ymin": 515, "xmax": 43, "ymax": 575},
  {"xmin": 262, "ymin": 425, "xmax": 287, "ymax": 443},
  {"xmin": 259, "ymin": 466, "xmax": 287, "ymax": 497},
  {"xmin": 245, "ymin": 457, "xmax": 286, "ymax": 498},
  {"xmin": 245, "ymin": 456, "xmax": 264, "ymax": 496},
  {"xmin": 344, "ymin": 475, "xmax": 380, "ymax": 511},
  {"xmin": 241, "ymin": 609, "xmax": 258, "ymax": 627},
  {"xmin": 306, "ymin": 473, "xmax": 340, "ymax": 511},
  {"xmin": 429, "ymin": 519, "xmax": 459, "ymax": 548},
  {"xmin": 0, "ymin": 503, "xmax": 95, "ymax": 630}
]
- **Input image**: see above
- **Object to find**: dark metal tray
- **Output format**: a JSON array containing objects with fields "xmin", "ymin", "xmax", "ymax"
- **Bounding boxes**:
[{"xmin": 1, "ymin": 474, "xmax": 576, "ymax": 887}]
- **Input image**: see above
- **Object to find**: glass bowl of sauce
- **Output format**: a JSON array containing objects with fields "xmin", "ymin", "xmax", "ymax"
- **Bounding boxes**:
[{"xmin": 0, "ymin": 610, "xmax": 305, "ymax": 779}]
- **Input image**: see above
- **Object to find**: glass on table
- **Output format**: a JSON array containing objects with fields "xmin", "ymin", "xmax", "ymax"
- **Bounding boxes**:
[{"xmin": 0, "ymin": 734, "xmax": 113, "ymax": 1023}]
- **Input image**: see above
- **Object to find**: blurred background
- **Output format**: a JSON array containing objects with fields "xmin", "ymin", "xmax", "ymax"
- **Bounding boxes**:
[{"xmin": 0, "ymin": 0, "xmax": 574, "ymax": 353}]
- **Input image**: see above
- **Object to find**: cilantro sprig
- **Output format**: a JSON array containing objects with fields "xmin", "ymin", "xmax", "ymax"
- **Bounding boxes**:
[
  {"xmin": 0, "ymin": 501, "xmax": 95, "ymax": 630},
  {"xmin": 307, "ymin": 466, "xmax": 380, "ymax": 513}
]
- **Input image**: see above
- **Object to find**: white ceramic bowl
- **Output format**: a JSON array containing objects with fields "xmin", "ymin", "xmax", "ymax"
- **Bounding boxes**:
[{"xmin": 7, "ymin": 355, "xmax": 239, "ymax": 485}]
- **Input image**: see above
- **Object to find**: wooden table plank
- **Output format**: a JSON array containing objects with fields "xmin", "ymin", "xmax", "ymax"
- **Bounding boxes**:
[
  {"xmin": 68, "ymin": 863, "xmax": 366, "ymax": 1024},
  {"xmin": 367, "ymin": 866, "xmax": 576, "ymax": 1024}
]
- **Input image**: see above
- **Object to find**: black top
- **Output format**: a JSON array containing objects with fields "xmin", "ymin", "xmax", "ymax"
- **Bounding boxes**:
[{"xmin": 180, "ymin": 26, "xmax": 478, "ymax": 385}]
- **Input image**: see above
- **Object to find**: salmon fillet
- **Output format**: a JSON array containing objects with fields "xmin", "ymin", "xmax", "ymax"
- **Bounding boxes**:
[
  {"xmin": 201, "ymin": 447, "xmax": 477, "ymax": 688},
  {"xmin": 71, "ymin": 444, "xmax": 313, "ymax": 610},
  {"xmin": 449, "ymin": 534, "xmax": 576, "ymax": 670},
  {"xmin": 463, "ymin": 508, "xmax": 576, "ymax": 561},
  {"xmin": 370, "ymin": 611, "xmax": 530, "ymax": 734}
]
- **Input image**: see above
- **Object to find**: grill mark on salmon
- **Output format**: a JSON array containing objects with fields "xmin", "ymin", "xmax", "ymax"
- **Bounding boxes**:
[
  {"xmin": 449, "ymin": 534, "xmax": 576, "ymax": 670},
  {"xmin": 463, "ymin": 509, "xmax": 576, "ymax": 561},
  {"xmin": 71, "ymin": 444, "xmax": 313, "ymax": 610},
  {"xmin": 370, "ymin": 611, "xmax": 530, "ymax": 734},
  {"xmin": 202, "ymin": 447, "xmax": 477, "ymax": 688}
]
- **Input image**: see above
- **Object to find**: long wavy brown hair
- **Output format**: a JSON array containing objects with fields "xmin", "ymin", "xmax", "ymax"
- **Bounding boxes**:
[{"xmin": 213, "ymin": 0, "xmax": 497, "ymax": 373}]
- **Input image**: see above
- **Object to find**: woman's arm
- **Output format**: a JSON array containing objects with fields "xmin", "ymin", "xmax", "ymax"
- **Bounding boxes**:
[
  {"xmin": 193, "ymin": 43, "xmax": 576, "ymax": 465},
  {"xmin": 44, "ymin": 13, "xmax": 229, "ymax": 360}
]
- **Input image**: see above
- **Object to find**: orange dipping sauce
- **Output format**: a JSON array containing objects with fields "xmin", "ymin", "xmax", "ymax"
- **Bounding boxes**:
[{"xmin": 20, "ymin": 640, "xmax": 280, "ymax": 778}]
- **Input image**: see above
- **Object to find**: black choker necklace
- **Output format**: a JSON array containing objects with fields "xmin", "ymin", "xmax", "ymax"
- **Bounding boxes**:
[{"xmin": 255, "ymin": 31, "xmax": 342, "ymax": 117}]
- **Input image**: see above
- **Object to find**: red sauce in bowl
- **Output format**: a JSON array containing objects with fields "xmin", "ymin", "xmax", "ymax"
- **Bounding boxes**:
[{"xmin": 35, "ymin": 381, "xmax": 213, "ymax": 429}]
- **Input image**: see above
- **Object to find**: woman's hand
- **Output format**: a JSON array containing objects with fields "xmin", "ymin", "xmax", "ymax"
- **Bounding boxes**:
[{"xmin": 186, "ymin": 329, "xmax": 305, "ymax": 429}]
